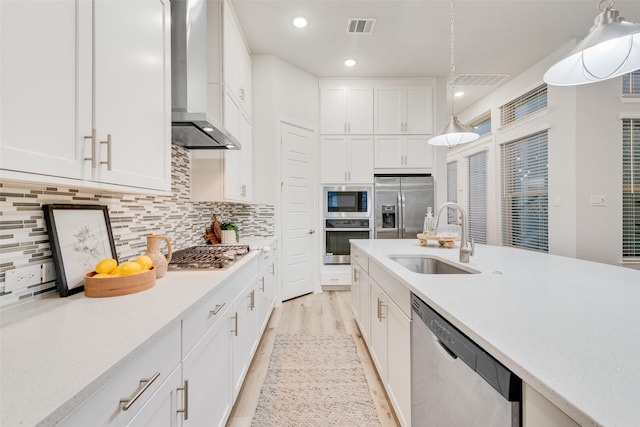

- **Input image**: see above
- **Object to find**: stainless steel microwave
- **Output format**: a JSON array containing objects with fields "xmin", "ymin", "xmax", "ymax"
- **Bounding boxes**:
[{"xmin": 322, "ymin": 185, "xmax": 372, "ymax": 218}]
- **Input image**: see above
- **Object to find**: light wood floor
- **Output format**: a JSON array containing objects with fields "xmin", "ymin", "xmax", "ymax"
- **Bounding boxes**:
[{"xmin": 226, "ymin": 290, "xmax": 400, "ymax": 427}]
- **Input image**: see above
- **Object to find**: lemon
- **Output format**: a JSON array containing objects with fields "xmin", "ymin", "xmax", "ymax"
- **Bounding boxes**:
[
  {"xmin": 95, "ymin": 258, "xmax": 118, "ymax": 275},
  {"xmin": 110, "ymin": 265, "xmax": 124, "ymax": 277},
  {"xmin": 135, "ymin": 255, "xmax": 153, "ymax": 271},
  {"xmin": 120, "ymin": 262, "xmax": 143, "ymax": 276},
  {"xmin": 92, "ymin": 273, "xmax": 112, "ymax": 278}
]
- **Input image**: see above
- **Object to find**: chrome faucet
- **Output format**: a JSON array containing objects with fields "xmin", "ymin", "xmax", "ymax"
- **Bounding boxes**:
[{"xmin": 427, "ymin": 202, "xmax": 475, "ymax": 263}]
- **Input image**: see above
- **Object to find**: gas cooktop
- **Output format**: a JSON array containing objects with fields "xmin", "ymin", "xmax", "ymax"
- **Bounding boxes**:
[{"xmin": 168, "ymin": 245, "xmax": 250, "ymax": 270}]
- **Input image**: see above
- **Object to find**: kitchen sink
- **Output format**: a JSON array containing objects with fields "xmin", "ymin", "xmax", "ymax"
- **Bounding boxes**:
[{"xmin": 389, "ymin": 255, "xmax": 479, "ymax": 274}]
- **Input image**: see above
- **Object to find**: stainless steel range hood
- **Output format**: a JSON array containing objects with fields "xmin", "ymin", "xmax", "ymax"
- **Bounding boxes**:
[{"xmin": 171, "ymin": 0, "xmax": 240, "ymax": 149}]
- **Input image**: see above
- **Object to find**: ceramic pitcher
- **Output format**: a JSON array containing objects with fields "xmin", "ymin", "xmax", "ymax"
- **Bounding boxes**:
[{"xmin": 144, "ymin": 235, "xmax": 172, "ymax": 278}]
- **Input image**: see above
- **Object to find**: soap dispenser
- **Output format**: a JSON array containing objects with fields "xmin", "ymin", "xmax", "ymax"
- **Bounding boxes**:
[{"xmin": 423, "ymin": 207, "xmax": 435, "ymax": 235}]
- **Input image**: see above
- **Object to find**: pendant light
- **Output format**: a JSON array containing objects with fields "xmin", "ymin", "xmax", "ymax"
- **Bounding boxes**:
[
  {"xmin": 544, "ymin": 0, "xmax": 640, "ymax": 86},
  {"xmin": 428, "ymin": 0, "xmax": 479, "ymax": 147}
]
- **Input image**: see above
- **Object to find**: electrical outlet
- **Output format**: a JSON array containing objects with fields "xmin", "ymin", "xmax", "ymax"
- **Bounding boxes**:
[
  {"xmin": 42, "ymin": 262, "xmax": 57, "ymax": 283},
  {"xmin": 5, "ymin": 264, "xmax": 42, "ymax": 292},
  {"xmin": 590, "ymin": 195, "xmax": 606, "ymax": 206}
]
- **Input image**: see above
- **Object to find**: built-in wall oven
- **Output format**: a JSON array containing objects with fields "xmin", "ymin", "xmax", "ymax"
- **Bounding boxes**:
[{"xmin": 323, "ymin": 185, "xmax": 373, "ymax": 264}]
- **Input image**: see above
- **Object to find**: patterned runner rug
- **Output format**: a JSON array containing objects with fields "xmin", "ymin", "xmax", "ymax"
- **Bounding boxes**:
[{"xmin": 251, "ymin": 334, "xmax": 382, "ymax": 427}]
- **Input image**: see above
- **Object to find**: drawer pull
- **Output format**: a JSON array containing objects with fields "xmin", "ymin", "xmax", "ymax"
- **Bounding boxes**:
[
  {"xmin": 260, "ymin": 277, "xmax": 265, "ymax": 292},
  {"xmin": 100, "ymin": 133, "xmax": 112, "ymax": 171},
  {"xmin": 83, "ymin": 128, "xmax": 97, "ymax": 168},
  {"xmin": 231, "ymin": 312, "xmax": 238, "ymax": 336},
  {"xmin": 177, "ymin": 379, "xmax": 189, "ymax": 420},
  {"xmin": 120, "ymin": 371, "xmax": 160, "ymax": 411},
  {"xmin": 209, "ymin": 303, "xmax": 226, "ymax": 316}
]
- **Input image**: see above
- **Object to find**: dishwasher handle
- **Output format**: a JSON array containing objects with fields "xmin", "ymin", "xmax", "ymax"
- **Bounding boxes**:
[{"xmin": 437, "ymin": 338, "xmax": 458, "ymax": 360}]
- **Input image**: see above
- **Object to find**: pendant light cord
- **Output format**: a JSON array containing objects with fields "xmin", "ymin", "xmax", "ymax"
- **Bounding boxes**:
[{"xmin": 449, "ymin": 0, "xmax": 456, "ymax": 117}]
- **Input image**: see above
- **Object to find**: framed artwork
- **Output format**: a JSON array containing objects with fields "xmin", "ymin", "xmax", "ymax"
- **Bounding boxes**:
[{"xmin": 43, "ymin": 204, "xmax": 118, "ymax": 297}]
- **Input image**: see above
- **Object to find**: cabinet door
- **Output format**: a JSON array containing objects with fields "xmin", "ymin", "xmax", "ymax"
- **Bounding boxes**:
[
  {"xmin": 320, "ymin": 136, "xmax": 348, "ymax": 183},
  {"xmin": 404, "ymin": 87, "xmax": 433, "ymax": 134},
  {"xmin": 359, "ymin": 271, "xmax": 371, "ymax": 344},
  {"xmin": 347, "ymin": 87, "xmax": 373, "ymax": 134},
  {"xmin": 93, "ymin": 0, "xmax": 170, "ymax": 191},
  {"xmin": 125, "ymin": 365, "xmax": 182, "ymax": 427},
  {"xmin": 387, "ymin": 302, "xmax": 411, "ymax": 427},
  {"xmin": 0, "ymin": 0, "xmax": 90, "ymax": 180},
  {"xmin": 238, "ymin": 42, "xmax": 252, "ymax": 117},
  {"xmin": 223, "ymin": 5, "xmax": 240, "ymax": 100},
  {"xmin": 374, "ymin": 87, "xmax": 403, "ymax": 134},
  {"xmin": 348, "ymin": 136, "xmax": 374, "ymax": 183},
  {"xmin": 320, "ymin": 88, "xmax": 348, "ymax": 134},
  {"xmin": 404, "ymin": 136, "xmax": 433, "ymax": 169},
  {"xmin": 239, "ymin": 111, "xmax": 252, "ymax": 201},
  {"xmin": 374, "ymin": 136, "xmax": 403, "ymax": 169},
  {"xmin": 369, "ymin": 281, "xmax": 388, "ymax": 381},
  {"xmin": 350, "ymin": 263, "xmax": 361, "ymax": 320},
  {"xmin": 230, "ymin": 284, "xmax": 258, "ymax": 400},
  {"xmin": 182, "ymin": 318, "xmax": 232, "ymax": 427}
]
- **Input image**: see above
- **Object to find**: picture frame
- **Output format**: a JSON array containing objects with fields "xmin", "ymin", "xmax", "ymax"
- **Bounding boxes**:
[{"xmin": 43, "ymin": 204, "xmax": 118, "ymax": 297}]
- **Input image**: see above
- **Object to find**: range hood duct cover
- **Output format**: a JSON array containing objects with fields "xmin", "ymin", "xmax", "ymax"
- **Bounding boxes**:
[{"xmin": 171, "ymin": 0, "xmax": 240, "ymax": 150}]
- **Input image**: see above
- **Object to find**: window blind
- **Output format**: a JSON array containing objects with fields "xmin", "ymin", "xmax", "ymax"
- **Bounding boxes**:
[
  {"xmin": 468, "ymin": 152, "xmax": 487, "ymax": 244},
  {"xmin": 447, "ymin": 161, "xmax": 458, "ymax": 224},
  {"xmin": 623, "ymin": 119, "xmax": 640, "ymax": 258},
  {"xmin": 623, "ymin": 70, "xmax": 640, "ymax": 95},
  {"xmin": 501, "ymin": 131, "xmax": 548, "ymax": 252},
  {"xmin": 500, "ymin": 84, "xmax": 547, "ymax": 126}
]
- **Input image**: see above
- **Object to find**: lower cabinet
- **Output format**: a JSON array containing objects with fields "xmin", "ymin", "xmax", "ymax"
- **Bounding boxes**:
[
  {"xmin": 125, "ymin": 366, "xmax": 183, "ymax": 427},
  {"xmin": 230, "ymin": 280, "xmax": 259, "ymax": 400}
]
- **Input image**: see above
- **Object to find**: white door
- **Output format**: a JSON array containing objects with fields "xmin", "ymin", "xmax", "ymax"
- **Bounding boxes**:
[{"xmin": 281, "ymin": 122, "xmax": 316, "ymax": 301}]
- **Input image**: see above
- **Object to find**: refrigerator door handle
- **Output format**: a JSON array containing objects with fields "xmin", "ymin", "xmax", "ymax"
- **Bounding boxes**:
[{"xmin": 397, "ymin": 192, "xmax": 403, "ymax": 238}]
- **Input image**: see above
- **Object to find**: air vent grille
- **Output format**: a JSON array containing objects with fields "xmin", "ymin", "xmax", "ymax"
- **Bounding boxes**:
[
  {"xmin": 346, "ymin": 18, "xmax": 376, "ymax": 35},
  {"xmin": 453, "ymin": 74, "xmax": 510, "ymax": 87}
]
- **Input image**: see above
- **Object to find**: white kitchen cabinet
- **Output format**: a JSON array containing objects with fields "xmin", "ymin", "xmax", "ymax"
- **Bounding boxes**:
[
  {"xmin": 386, "ymin": 297, "xmax": 411, "ymax": 427},
  {"xmin": 374, "ymin": 135, "xmax": 433, "ymax": 171},
  {"xmin": 223, "ymin": 1, "xmax": 251, "ymax": 118},
  {"xmin": 257, "ymin": 249, "xmax": 277, "ymax": 333},
  {"xmin": 0, "ymin": 0, "xmax": 171, "ymax": 192},
  {"xmin": 374, "ymin": 87, "xmax": 433, "ymax": 135},
  {"xmin": 182, "ymin": 314, "xmax": 232, "ymax": 427},
  {"xmin": 125, "ymin": 365, "xmax": 182, "ymax": 427},
  {"xmin": 351, "ymin": 259, "xmax": 370, "ymax": 344},
  {"xmin": 320, "ymin": 135, "xmax": 373, "ymax": 184},
  {"xmin": 230, "ymin": 279, "xmax": 259, "ymax": 400},
  {"xmin": 369, "ymin": 281, "xmax": 389, "ymax": 381},
  {"xmin": 320, "ymin": 87, "xmax": 373, "ymax": 134}
]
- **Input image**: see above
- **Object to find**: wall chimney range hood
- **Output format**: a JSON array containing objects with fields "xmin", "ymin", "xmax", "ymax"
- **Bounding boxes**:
[{"xmin": 171, "ymin": 0, "xmax": 240, "ymax": 149}]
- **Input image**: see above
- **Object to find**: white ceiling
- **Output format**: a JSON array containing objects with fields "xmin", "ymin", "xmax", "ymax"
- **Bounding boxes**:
[{"xmin": 231, "ymin": 0, "xmax": 640, "ymax": 109}]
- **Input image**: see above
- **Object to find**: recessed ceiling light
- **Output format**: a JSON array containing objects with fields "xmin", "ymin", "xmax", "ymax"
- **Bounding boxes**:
[
  {"xmin": 293, "ymin": 17, "xmax": 307, "ymax": 28},
  {"xmin": 454, "ymin": 91, "xmax": 465, "ymax": 97},
  {"xmin": 344, "ymin": 59, "xmax": 356, "ymax": 67}
]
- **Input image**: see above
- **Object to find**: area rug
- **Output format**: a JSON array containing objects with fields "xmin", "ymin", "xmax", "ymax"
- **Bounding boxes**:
[{"xmin": 251, "ymin": 334, "xmax": 382, "ymax": 427}]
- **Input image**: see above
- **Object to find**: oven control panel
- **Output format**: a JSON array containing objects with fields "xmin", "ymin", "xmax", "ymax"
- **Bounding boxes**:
[{"xmin": 325, "ymin": 218, "xmax": 370, "ymax": 229}]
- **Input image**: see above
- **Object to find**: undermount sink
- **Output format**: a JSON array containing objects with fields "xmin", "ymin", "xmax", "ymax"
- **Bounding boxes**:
[{"xmin": 389, "ymin": 255, "xmax": 479, "ymax": 275}]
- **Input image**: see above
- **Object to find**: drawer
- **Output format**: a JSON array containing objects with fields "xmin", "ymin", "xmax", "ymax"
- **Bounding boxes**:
[
  {"xmin": 351, "ymin": 246, "xmax": 369, "ymax": 272},
  {"xmin": 259, "ymin": 248, "xmax": 276, "ymax": 273},
  {"xmin": 182, "ymin": 256, "xmax": 260, "ymax": 356},
  {"xmin": 58, "ymin": 322, "xmax": 181, "ymax": 426},
  {"xmin": 321, "ymin": 266, "xmax": 352, "ymax": 285}
]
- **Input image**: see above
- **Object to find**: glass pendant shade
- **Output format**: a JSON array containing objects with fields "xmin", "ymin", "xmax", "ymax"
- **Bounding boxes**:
[
  {"xmin": 544, "ymin": 7, "xmax": 640, "ymax": 86},
  {"xmin": 428, "ymin": 115, "xmax": 479, "ymax": 147}
]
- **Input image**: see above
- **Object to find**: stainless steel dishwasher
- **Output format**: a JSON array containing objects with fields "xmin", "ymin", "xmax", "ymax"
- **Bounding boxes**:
[{"xmin": 411, "ymin": 293, "xmax": 522, "ymax": 426}]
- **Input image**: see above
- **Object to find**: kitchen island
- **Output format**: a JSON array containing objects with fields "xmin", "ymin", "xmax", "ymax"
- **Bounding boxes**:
[
  {"xmin": 351, "ymin": 239, "xmax": 640, "ymax": 427},
  {"xmin": 0, "ymin": 239, "xmax": 277, "ymax": 427}
]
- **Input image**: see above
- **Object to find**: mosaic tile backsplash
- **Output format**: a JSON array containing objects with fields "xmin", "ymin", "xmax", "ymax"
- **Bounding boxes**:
[{"xmin": 0, "ymin": 145, "xmax": 274, "ymax": 307}]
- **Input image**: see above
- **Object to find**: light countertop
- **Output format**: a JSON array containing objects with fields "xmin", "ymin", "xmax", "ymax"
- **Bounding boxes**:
[
  {"xmin": 351, "ymin": 239, "xmax": 640, "ymax": 427},
  {"xmin": 0, "ymin": 238, "xmax": 275, "ymax": 427}
]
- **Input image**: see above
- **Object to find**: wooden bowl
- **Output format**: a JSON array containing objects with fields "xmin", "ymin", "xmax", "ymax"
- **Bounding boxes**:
[{"xmin": 84, "ymin": 267, "xmax": 156, "ymax": 298}]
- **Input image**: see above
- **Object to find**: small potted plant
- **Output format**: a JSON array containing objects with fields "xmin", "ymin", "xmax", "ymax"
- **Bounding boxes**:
[{"xmin": 220, "ymin": 222, "xmax": 239, "ymax": 243}]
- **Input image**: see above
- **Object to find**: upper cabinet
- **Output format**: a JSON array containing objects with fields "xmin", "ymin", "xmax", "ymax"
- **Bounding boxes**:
[
  {"xmin": 320, "ymin": 87, "xmax": 373, "ymax": 134},
  {"xmin": 320, "ymin": 135, "xmax": 374, "ymax": 184},
  {"xmin": 374, "ymin": 135, "xmax": 433, "ymax": 172},
  {"xmin": 0, "ymin": 0, "xmax": 172, "ymax": 193},
  {"xmin": 374, "ymin": 87, "xmax": 434, "ymax": 135},
  {"xmin": 223, "ymin": 2, "xmax": 252, "ymax": 119}
]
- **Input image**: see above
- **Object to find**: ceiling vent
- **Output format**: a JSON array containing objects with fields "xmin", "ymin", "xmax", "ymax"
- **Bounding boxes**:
[
  {"xmin": 453, "ymin": 74, "xmax": 510, "ymax": 87},
  {"xmin": 346, "ymin": 18, "xmax": 376, "ymax": 35}
]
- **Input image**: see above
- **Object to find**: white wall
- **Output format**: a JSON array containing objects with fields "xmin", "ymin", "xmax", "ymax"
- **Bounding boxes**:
[{"xmin": 452, "ymin": 42, "xmax": 640, "ymax": 267}]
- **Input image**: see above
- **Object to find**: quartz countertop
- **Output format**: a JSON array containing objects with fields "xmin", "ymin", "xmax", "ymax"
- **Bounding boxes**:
[
  {"xmin": 351, "ymin": 239, "xmax": 640, "ymax": 427},
  {"xmin": 0, "ymin": 237, "xmax": 276, "ymax": 427}
]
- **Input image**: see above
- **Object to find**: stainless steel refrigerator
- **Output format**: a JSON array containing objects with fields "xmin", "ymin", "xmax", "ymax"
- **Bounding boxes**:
[{"xmin": 374, "ymin": 175, "xmax": 435, "ymax": 239}]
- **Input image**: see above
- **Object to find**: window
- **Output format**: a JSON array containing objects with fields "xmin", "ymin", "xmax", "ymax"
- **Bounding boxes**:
[
  {"xmin": 623, "ymin": 119, "xmax": 640, "ymax": 259},
  {"xmin": 468, "ymin": 152, "xmax": 487, "ymax": 244},
  {"xmin": 500, "ymin": 84, "xmax": 548, "ymax": 126},
  {"xmin": 622, "ymin": 70, "xmax": 640, "ymax": 95},
  {"xmin": 470, "ymin": 114, "xmax": 491, "ymax": 136},
  {"xmin": 447, "ymin": 161, "xmax": 458, "ymax": 223},
  {"xmin": 501, "ymin": 131, "xmax": 548, "ymax": 252}
]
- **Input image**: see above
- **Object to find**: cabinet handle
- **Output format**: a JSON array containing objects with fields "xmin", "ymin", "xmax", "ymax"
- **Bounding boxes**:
[
  {"xmin": 209, "ymin": 303, "xmax": 226, "ymax": 316},
  {"xmin": 177, "ymin": 379, "xmax": 189, "ymax": 420},
  {"xmin": 83, "ymin": 128, "xmax": 97, "ymax": 168},
  {"xmin": 239, "ymin": 87, "xmax": 245, "ymax": 101},
  {"xmin": 348, "ymin": 122, "xmax": 351, "ymax": 133},
  {"xmin": 353, "ymin": 268, "xmax": 360, "ymax": 283},
  {"xmin": 270, "ymin": 263, "xmax": 275, "ymax": 275},
  {"xmin": 231, "ymin": 312, "xmax": 238, "ymax": 336},
  {"xmin": 377, "ymin": 298, "xmax": 381, "ymax": 320},
  {"xmin": 260, "ymin": 277, "xmax": 265, "ymax": 292},
  {"xmin": 241, "ymin": 184, "xmax": 247, "ymax": 197},
  {"xmin": 251, "ymin": 289, "xmax": 255, "ymax": 310},
  {"xmin": 344, "ymin": 122, "xmax": 348, "ymax": 133},
  {"xmin": 100, "ymin": 134, "xmax": 112, "ymax": 171},
  {"xmin": 380, "ymin": 300, "xmax": 386, "ymax": 320},
  {"xmin": 345, "ymin": 171, "xmax": 348, "ymax": 181},
  {"xmin": 119, "ymin": 371, "xmax": 160, "ymax": 411}
]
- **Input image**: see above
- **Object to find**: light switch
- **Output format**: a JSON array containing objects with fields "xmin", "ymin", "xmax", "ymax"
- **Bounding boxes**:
[{"xmin": 590, "ymin": 195, "xmax": 606, "ymax": 206}]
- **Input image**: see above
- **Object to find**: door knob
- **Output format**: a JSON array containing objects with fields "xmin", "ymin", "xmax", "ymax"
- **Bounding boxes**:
[{"xmin": 308, "ymin": 229, "xmax": 315, "ymax": 234}]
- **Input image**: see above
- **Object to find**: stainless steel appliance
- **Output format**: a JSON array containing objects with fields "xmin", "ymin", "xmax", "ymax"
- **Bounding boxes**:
[
  {"xmin": 323, "ymin": 185, "xmax": 372, "ymax": 219},
  {"xmin": 411, "ymin": 293, "xmax": 522, "ymax": 426},
  {"xmin": 323, "ymin": 218, "xmax": 372, "ymax": 264},
  {"xmin": 374, "ymin": 175, "xmax": 434, "ymax": 239},
  {"xmin": 168, "ymin": 245, "xmax": 250, "ymax": 270}
]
